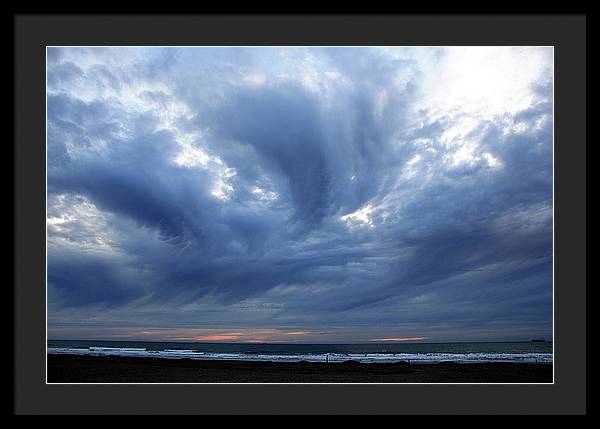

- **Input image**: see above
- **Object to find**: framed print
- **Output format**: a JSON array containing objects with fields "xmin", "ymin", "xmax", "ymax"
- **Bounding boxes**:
[{"xmin": 14, "ymin": 13, "xmax": 586, "ymax": 415}]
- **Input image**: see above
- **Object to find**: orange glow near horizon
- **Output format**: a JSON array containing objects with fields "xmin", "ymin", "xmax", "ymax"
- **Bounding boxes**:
[
  {"xmin": 370, "ymin": 337, "xmax": 428, "ymax": 342},
  {"xmin": 190, "ymin": 334, "xmax": 242, "ymax": 341},
  {"xmin": 172, "ymin": 330, "xmax": 312, "ymax": 343}
]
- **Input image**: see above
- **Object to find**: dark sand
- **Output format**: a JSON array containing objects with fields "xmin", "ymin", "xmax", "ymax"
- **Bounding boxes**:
[{"xmin": 47, "ymin": 354, "xmax": 553, "ymax": 383}]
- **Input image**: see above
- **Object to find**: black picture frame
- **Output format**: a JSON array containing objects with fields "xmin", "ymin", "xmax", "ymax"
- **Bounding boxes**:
[{"xmin": 14, "ymin": 14, "xmax": 586, "ymax": 414}]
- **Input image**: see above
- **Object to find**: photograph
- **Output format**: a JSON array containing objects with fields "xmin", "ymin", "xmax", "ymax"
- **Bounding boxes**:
[{"xmin": 45, "ymin": 46, "xmax": 555, "ymax": 384}]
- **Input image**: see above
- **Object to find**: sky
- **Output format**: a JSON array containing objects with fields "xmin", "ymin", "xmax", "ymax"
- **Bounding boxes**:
[{"xmin": 47, "ymin": 47, "xmax": 553, "ymax": 343}]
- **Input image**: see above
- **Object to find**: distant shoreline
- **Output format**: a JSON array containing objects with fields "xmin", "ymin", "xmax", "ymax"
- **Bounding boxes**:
[{"xmin": 47, "ymin": 354, "xmax": 553, "ymax": 383}]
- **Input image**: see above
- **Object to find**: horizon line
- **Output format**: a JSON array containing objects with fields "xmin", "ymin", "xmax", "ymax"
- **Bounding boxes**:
[{"xmin": 47, "ymin": 338, "xmax": 552, "ymax": 345}]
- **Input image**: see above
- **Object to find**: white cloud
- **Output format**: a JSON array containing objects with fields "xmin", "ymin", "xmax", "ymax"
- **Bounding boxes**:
[
  {"xmin": 47, "ymin": 194, "xmax": 123, "ymax": 258},
  {"xmin": 341, "ymin": 204, "xmax": 375, "ymax": 228},
  {"xmin": 418, "ymin": 47, "xmax": 553, "ymax": 119},
  {"xmin": 242, "ymin": 72, "xmax": 267, "ymax": 86}
]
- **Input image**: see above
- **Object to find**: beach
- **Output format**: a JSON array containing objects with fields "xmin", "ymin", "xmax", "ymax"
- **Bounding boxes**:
[{"xmin": 47, "ymin": 354, "xmax": 553, "ymax": 383}]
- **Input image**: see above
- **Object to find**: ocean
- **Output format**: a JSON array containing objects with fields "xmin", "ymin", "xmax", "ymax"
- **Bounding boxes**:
[{"xmin": 47, "ymin": 339, "xmax": 553, "ymax": 363}]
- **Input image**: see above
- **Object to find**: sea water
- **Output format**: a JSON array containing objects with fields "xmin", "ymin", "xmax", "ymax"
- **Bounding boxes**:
[{"xmin": 47, "ymin": 340, "xmax": 553, "ymax": 363}]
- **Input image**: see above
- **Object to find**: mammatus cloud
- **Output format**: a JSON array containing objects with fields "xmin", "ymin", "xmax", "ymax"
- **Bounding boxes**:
[{"xmin": 47, "ymin": 47, "xmax": 553, "ymax": 343}]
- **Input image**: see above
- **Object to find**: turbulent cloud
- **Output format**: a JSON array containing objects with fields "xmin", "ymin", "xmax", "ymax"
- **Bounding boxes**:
[{"xmin": 47, "ymin": 47, "xmax": 553, "ymax": 342}]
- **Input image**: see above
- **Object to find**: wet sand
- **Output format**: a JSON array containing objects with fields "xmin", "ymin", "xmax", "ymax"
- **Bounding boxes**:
[{"xmin": 47, "ymin": 354, "xmax": 553, "ymax": 383}]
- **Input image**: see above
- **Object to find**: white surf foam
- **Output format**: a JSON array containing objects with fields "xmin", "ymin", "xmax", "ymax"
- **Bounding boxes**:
[{"xmin": 47, "ymin": 347, "xmax": 553, "ymax": 363}]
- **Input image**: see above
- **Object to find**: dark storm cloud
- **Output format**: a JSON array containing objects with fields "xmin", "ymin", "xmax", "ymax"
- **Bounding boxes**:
[{"xmin": 46, "ymin": 47, "xmax": 554, "ymax": 342}]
